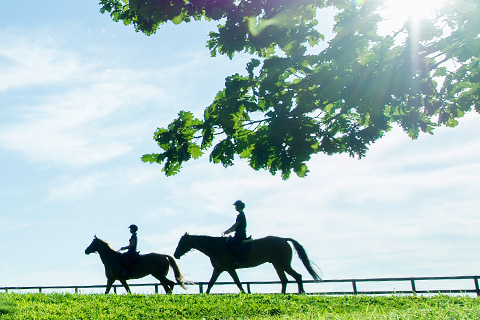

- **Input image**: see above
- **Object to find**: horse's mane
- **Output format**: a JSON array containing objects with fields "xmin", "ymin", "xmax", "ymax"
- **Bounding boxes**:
[
  {"xmin": 94, "ymin": 236, "xmax": 117, "ymax": 251},
  {"xmin": 187, "ymin": 234, "xmax": 223, "ymax": 240},
  {"xmin": 185, "ymin": 234, "xmax": 226, "ymax": 246},
  {"xmin": 190, "ymin": 234, "xmax": 221, "ymax": 238}
]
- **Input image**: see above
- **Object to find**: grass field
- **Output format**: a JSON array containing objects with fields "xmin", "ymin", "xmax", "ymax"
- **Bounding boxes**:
[{"xmin": 1, "ymin": 293, "xmax": 480, "ymax": 319}]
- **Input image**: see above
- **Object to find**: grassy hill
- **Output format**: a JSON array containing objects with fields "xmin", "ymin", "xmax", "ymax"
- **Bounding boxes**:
[{"xmin": 1, "ymin": 293, "xmax": 479, "ymax": 319}]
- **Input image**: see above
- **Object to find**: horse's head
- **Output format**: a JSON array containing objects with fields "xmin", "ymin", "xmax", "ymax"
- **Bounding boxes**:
[
  {"xmin": 174, "ymin": 233, "xmax": 193, "ymax": 259},
  {"xmin": 85, "ymin": 235, "xmax": 101, "ymax": 255}
]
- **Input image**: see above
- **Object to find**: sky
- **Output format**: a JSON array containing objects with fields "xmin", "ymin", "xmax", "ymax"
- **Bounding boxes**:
[{"xmin": 1, "ymin": 1, "xmax": 479, "ymax": 294}]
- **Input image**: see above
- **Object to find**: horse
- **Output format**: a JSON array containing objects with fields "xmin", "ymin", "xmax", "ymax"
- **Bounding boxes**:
[
  {"xmin": 85, "ymin": 236, "xmax": 186, "ymax": 294},
  {"xmin": 174, "ymin": 233, "xmax": 321, "ymax": 294}
]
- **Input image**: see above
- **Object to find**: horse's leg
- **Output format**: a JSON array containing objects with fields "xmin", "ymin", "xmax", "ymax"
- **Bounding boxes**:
[
  {"xmin": 105, "ymin": 278, "xmax": 115, "ymax": 294},
  {"xmin": 274, "ymin": 266, "xmax": 288, "ymax": 294},
  {"xmin": 160, "ymin": 282, "xmax": 171, "ymax": 294},
  {"xmin": 164, "ymin": 278, "xmax": 176, "ymax": 293},
  {"xmin": 152, "ymin": 269, "xmax": 176, "ymax": 294},
  {"xmin": 119, "ymin": 279, "xmax": 131, "ymax": 294},
  {"xmin": 285, "ymin": 266, "xmax": 305, "ymax": 294},
  {"xmin": 206, "ymin": 269, "xmax": 222, "ymax": 294},
  {"xmin": 158, "ymin": 277, "xmax": 175, "ymax": 294},
  {"xmin": 227, "ymin": 269, "xmax": 246, "ymax": 293}
]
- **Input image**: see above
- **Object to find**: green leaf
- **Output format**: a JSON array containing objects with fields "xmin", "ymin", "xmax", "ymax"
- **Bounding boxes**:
[{"xmin": 188, "ymin": 144, "xmax": 204, "ymax": 159}]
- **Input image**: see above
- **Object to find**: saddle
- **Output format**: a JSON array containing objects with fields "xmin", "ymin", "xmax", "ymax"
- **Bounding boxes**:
[
  {"xmin": 121, "ymin": 251, "xmax": 140, "ymax": 266},
  {"xmin": 225, "ymin": 236, "xmax": 253, "ymax": 254}
]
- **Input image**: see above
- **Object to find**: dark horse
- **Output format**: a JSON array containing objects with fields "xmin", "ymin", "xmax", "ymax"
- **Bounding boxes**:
[
  {"xmin": 85, "ymin": 236, "xmax": 186, "ymax": 294},
  {"xmin": 174, "ymin": 233, "xmax": 321, "ymax": 293}
]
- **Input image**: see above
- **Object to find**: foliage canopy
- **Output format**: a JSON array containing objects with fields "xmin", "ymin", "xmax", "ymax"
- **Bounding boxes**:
[{"xmin": 100, "ymin": 0, "xmax": 479, "ymax": 179}]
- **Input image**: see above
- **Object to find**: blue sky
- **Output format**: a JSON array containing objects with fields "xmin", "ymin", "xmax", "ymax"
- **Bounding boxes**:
[{"xmin": 1, "ymin": 1, "xmax": 479, "ymax": 293}]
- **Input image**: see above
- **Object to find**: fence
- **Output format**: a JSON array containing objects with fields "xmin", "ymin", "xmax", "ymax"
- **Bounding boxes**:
[{"xmin": 1, "ymin": 275, "xmax": 479, "ymax": 296}]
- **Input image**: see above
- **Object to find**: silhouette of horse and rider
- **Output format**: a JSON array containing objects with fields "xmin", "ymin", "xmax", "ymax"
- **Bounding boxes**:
[
  {"xmin": 85, "ymin": 200, "xmax": 321, "ymax": 294},
  {"xmin": 85, "ymin": 225, "xmax": 186, "ymax": 294}
]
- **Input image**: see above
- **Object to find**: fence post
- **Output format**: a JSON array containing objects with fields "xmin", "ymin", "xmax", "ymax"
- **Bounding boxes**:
[
  {"xmin": 474, "ymin": 277, "xmax": 480, "ymax": 297},
  {"xmin": 352, "ymin": 281, "xmax": 358, "ymax": 294},
  {"xmin": 199, "ymin": 283, "xmax": 203, "ymax": 294},
  {"xmin": 410, "ymin": 279, "xmax": 417, "ymax": 294},
  {"xmin": 246, "ymin": 283, "xmax": 251, "ymax": 294},
  {"xmin": 114, "ymin": 286, "xmax": 117, "ymax": 294},
  {"xmin": 155, "ymin": 284, "xmax": 158, "ymax": 294}
]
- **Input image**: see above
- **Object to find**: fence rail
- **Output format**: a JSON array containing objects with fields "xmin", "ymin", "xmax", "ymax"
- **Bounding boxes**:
[{"xmin": 1, "ymin": 275, "xmax": 479, "ymax": 296}]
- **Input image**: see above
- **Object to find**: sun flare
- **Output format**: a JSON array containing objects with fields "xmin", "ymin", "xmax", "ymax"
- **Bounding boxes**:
[
  {"xmin": 376, "ymin": 0, "xmax": 449, "ymax": 36},
  {"xmin": 383, "ymin": 0, "xmax": 447, "ymax": 22}
]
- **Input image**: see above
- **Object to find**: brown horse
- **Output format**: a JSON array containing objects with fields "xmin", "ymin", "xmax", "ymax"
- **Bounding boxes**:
[
  {"xmin": 174, "ymin": 233, "xmax": 321, "ymax": 294},
  {"xmin": 85, "ymin": 236, "xmax": 186, "ymax": 294}
]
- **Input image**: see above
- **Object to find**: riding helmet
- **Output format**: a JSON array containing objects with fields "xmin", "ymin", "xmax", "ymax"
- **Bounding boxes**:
[
  {"xmin": 233, "ymin": 200, "xmax": 245, "ymax": 210},
  {"xmin": 128, "ymin": 224, "xmax": 138, "ymax": 232}
]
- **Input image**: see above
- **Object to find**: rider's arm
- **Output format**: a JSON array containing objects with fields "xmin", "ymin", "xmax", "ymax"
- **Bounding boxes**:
[
  {"xmin": 223, "ymin": 222, "xmax": 239, "ymax": 236},
  {"xmin": 120, "ymin": 237, "xmax": 137, "ymax": 251}
]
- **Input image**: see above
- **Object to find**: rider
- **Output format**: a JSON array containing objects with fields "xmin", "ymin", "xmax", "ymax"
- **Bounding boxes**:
[
  {"xmin": 222, "ymin": 200, "xmax": 247, "ymax": 264},
  {"xmin": 119, "ymin": 224, "xmax": 139, "ymax": 277}
]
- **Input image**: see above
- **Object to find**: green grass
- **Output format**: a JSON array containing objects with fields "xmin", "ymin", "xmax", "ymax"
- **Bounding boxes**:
[
  {"xmin": 0, "ymin": 293, "xmax": 480, "ymax": 319},
  {"xmin": 0, "ymin": 299, "xmax": 15, "ymax": 316}
]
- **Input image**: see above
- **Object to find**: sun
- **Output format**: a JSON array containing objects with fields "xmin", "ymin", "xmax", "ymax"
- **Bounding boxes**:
[
  {"xmin": 377, "ymin": 0, "xmax": 448, "ymax": 36},
  {"xmin": 383, "ymin": 0, "xmax": 447, "ymax": 21}
]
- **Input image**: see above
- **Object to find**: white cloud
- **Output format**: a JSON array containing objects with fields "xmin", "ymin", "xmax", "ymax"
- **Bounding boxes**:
[
  {"xmin": 47, "ymin": 173, "xmax": 108, "ymax": 202},
  {"xmin": 0, "ymin": 218, "xmax": 33, "ymax": 232},
  {"xmin": 0, "ymin": 32, "xmax": 173, "ymax": 167},
  {"xmin": 46, "ymin": 165, "xmax": 165, "ymax": 202},
  {"xmin": 0, "ymin": 30, "xmax": 80, "ymax": 91}
]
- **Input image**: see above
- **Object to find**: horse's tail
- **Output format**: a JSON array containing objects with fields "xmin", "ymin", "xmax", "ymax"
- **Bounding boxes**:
[
  {"xmin": 166, "ymin": 255, "xmax": 187, "ymax": 290},
  {"xmin": 286, "ymin": 238, "xmax": 322, "ymax": 282}
]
